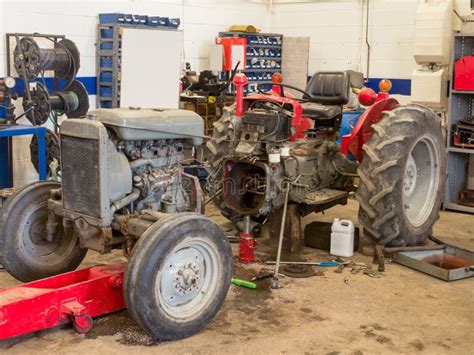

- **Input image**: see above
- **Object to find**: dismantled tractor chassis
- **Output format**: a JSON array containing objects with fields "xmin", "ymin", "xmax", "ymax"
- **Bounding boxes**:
[
  {"xmin": 0, "ymin": 109, "xmax": 232, "ymax": 340},
  {"xmin": 0, "ymin": 72, "xmax": 446, "ymax": 340},
  {"xmin": 206, "ymin": 71, "xmax": 446, "ymax": 250}
]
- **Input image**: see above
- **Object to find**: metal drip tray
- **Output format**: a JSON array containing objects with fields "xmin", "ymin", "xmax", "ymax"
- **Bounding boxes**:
[{"xmin": 392, "ymin": 245, "xmax": 474, "ymax": 281}]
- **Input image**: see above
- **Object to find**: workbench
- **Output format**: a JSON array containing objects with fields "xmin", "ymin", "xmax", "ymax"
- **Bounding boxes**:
[
  {"xmin": 180, "ymin": 93, "xmax": 221, "ymax": 135},
  {"xmin": 0, "ymin": 125, "xmax": 47, "ymax": 188}
]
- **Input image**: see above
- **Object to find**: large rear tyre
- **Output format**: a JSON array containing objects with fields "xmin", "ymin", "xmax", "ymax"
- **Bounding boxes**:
[
  {"xmin": 356, "ymin": 104, "xmax": 446, "ymax": 246},
  {"xmin": 124, "ymin": 213, "xmax": 233, "ymax": 340},
  {"xmin": 0, "ymin": 181, "xmax": 87, "ymax": 282}
]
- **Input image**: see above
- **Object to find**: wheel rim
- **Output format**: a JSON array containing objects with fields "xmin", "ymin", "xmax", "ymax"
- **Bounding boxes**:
[
  {"xmin": 402, "ymin": 135, "xmax": 440, "ymax": 227},
  {"xmin": 20, "ymin": 201, "xmax": 77, "ymax": 266},
  {"xmin": 157, "ymin": 236, "xmax": 220, "ymax": 320}
]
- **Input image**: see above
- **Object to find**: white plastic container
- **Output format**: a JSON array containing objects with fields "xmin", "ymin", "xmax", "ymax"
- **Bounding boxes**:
[
  {"xmin": 280, "ymin": 146, "xmax": 290, "ymax": 158},
  {"xmin": 268, "ymin": 152, "xmax": 280, "ymax": 163},
  {"xmin": 330, "ymin": 218, "xmax": 355, "ymax": 257}
]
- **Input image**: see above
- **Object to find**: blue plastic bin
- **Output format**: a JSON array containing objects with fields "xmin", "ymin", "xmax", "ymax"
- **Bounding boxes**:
[
  {"xmin": 147, "ymin": 16, "xmax": 160, "ymax": 26},
  {"xmin": 100, "ymin": 57, "xmax": 113, "ymax": 68},
  {"xmin": 100, "ymin": 28, "xmax": 114, "ymax": 38},
  {"xmin": 99, "ymin": 72, "xmax": 113, "ymax": 83},
  {"xmin": 100, "ymin": 87, "xmax": 112, "ymax": 97},
  {"xmin": 99, "ymin": 13, "xmax": 125, "ymax": 24},
  {"xmin": 158, "ymin": 17, "xmax": 170, "ymax": 26},
  {"xmin": 100, "ymin": 13, "xmax": 180, "ymax": 28},
  {"xmin": 131, "ymin": 14, "xmax": 139, "ymax": 24},
  {"xmin": 169, "ymin": 18, "xmax": 180, "ymax": 28},
  {"xmin": 100, "ymin": 101, "xmax": 112, "ymax": 108},
  {"xmin": 100, "ymin": 42, "xmax": 113, "ymax": 50}
]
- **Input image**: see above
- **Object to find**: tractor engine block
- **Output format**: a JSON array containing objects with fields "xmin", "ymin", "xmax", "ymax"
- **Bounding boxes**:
[
  {"xmin": 206, "ymin": 106, "xmax": 353, "ymax": 220},
  {"xmin": 120, "ymin": 140, "xmax": 189, "ymax": 212}
]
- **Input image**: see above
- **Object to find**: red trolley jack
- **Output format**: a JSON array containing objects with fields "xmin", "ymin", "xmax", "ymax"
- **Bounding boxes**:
[
  {"xmin": 0, "ymin": 263, "xmax": 126, "ymax": 340},
  {"xmin": 239, "ymin": 216, "xmax": 256, "ymax": 263}
]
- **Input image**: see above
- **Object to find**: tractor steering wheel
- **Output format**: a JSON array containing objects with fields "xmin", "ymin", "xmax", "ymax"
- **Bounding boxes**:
[{"xmin": 256, "ymin": 82, "xmax": 312, "ymax": 103}]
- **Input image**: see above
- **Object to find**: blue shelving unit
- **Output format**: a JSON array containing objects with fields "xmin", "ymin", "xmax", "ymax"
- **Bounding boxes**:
[
  {"xmin": 445, "ymin": 33, "xmax": 474, "ymax": 214},
  {"xmin": 97, "ymin": 14, "xmax": 181, "ymax": 108},
  {"xmin": 219, "ymin": 31, "xmax": 283, "ymax": 94}
]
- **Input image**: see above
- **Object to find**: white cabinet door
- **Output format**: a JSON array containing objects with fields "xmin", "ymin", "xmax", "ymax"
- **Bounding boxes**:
[{"xmin": 121, "ymin": 28, "xmax": 183, "ymax": 109}]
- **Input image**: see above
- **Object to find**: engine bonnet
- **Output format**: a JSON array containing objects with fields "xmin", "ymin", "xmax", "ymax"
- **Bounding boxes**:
[{"xmin": 88, "ymin": 108, "xmax": 205, "ymax": 145}]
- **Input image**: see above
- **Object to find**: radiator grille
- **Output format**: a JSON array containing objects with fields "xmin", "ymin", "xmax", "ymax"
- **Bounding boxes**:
[{"xmin": 61, "ymin": 135, "xmax": 101, "ymax": 218}]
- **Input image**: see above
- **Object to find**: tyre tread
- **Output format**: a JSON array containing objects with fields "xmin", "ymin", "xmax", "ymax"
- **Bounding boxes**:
[{"xmin": 356, "ymin": 104, "xmax": 446, "ymax": 246}]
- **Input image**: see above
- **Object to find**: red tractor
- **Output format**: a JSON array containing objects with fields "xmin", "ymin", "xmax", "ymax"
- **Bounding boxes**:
[{"xmin": 206, "ymin": 71, "xmax": 446, "ymax": 254}]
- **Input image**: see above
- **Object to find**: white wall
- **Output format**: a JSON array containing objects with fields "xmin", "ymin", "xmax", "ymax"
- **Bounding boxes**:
[
  {"xmin": 272, "ymin": 0, "xmax": 422, "ymax": 79},
  {"xmin": 271, "ymin": 0, "xmax": 470, "ymax": 79}
]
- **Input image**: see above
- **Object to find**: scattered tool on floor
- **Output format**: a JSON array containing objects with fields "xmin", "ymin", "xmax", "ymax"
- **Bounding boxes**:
[
  {"xmin": 363, "ymin": 269, "xmax": 385, "ymax": 278},
  {"xmin": 231, "ymin": 278, "xmax": 257, "ymax": 289},
  {"xmin": 252, "ymin": 272, "xmax": 274, "ymax": 281},
  {"xmin": 266, "ymin": 260, "xmax": 339, "ymax": 267},
  {"xmin": 251, "ymin": 269, "xmax": 287, "ymax": 281},
  {"xmin": 280, "ymin": 264, "xmax": 320, "ymax": 278},
  {"xmin": 334, "ymin": 260, "xmax": 383, "ymax": 277},
  {"xmin": 271, "ymin": 183, "xmax": 290, "ymax": 289},
  {"xmin": 227, "ymin": 235, "xmax": 240, "ymax": 243}
]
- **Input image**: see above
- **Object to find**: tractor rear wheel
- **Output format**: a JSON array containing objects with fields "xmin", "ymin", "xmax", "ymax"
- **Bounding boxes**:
[
  {"xmin": 124, "ymin": 213, "xmax": 232, "ymax": 340},
  {"xmin": 356, "ymin": 104, "xmax": 446, "ymax": 246}
]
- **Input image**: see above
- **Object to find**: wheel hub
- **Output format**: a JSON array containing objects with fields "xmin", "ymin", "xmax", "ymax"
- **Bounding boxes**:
[
  {"xmin": 156, "ymin": 237, "xmax": 221, "ymax": 319},
  {"xmin": 161, "ymin": 248, "xmax": 205, "ymax": 307},
  {"xmin": 175, "ymin": 264, "xmax": 201, "ymax": 295},
  {"xmin": 21, "ymin": 204, "xmax": 73, "ymax": 261},
  {"xmin": 402, "ymin": 136, "xmax": 440, "ymax": 227},
  {"xmin": 403, "ymin": 154, "xmax": 418, "ymax": 200},
  {"xmin": 29, "ymin": 217, "xmax": 48, "ymax": 245}
]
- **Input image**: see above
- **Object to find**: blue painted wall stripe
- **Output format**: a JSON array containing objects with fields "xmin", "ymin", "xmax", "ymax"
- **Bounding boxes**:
[
  {"xmin": 365, "ymin": 78, "xmax": 411, "ymax": 96},
  {"xmin": 306, "ymin": 76, "xmax": 411, "ymax": 96},
  {"xmin": 5, "ymin": 76, "xmax": 97, "ymax": 96},
  {"xmin": 2, "ymin": 76, "xmax": 411, "ymax": 99}
]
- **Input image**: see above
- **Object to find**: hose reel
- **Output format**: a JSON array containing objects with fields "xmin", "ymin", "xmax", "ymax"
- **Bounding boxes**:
[
  {"xmin": 14, "ymin": 37, "xmax": 80, "ymax": 81},
  {"xmin": 23, "ymin": 80, "xmax": 89, "ymax": 125}
]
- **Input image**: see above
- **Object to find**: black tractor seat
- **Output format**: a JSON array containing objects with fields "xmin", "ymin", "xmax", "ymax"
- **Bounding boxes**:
[
  {"xmin": 301, "ymin": 102, "xmax": 341, "ymax": 121},
  {"xmin": 300, "ymin": 71, "xmax": 350, "ymax": 127}
]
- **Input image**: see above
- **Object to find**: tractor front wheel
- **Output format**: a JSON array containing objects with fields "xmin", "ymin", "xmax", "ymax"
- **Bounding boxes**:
[
  {"xmin": 124, "ymin": 213, "xmax": 232, "ymax": 340},
  {"xmin": 356, "ymin": 104, "xmax": 446, "ymax": 246}
]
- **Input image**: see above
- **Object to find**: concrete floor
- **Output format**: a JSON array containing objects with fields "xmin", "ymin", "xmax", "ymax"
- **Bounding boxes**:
[{"xmin": 1, "ymin": 199, "xmax": 473, "ymax": 354}]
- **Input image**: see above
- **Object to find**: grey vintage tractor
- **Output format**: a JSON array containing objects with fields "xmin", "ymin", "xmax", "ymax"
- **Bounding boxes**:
[
  {"xmin": 0, "ymin": 108, "xmax": 232, "ymax": 340},
  {"xmin": 206, "ymin": 71, "xmax": 446, "ymax": 249}
]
